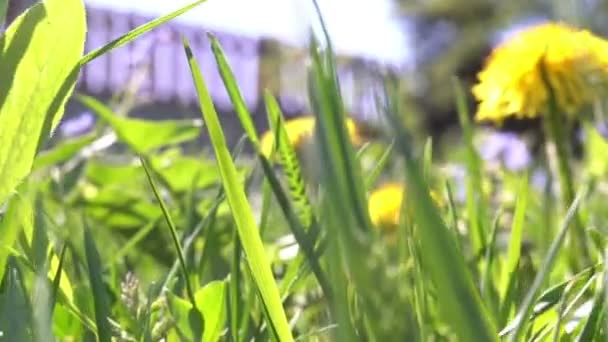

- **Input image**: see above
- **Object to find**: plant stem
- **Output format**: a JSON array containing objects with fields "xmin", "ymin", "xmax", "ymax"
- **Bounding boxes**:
[{"xmin": 539, "ymin": 61, "xmax": 591, "ymax": 267}]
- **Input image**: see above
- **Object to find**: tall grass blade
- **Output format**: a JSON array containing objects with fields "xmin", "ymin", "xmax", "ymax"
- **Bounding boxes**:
[
  {"xmin": 452, "ymin": 77, "xmax": 487, "ymax": 254},
  {"xmin": 574, "ymin": 275, "xmax": 604, "ymax": 341},
  {"xmin": 507, "ymin": 185, "xmax": 587, "ymax": 342},
  {"xmin": 80, "ymin": 0, "xmax": 207, "ymax": 65},
  {"xmin": 183, "ymin": 37, "xmax": 293, "ymax": 342},
  {"xmin": 209, "ymin": 33, "xmax": 260, "ymax": 147},
  {"xmin": 264, "ymin": 91, "xmax": 314, "ymax": 228},
  {"xmin": 384, "ymin": 79, "xmax": 498, "ymax": 342},
  {"xmin": 83, "ymin": 223, "xmax": 113, "ymax": 342},
  {"xmin": 140, "ymin": 157, "xmax": 197, "ymax": 309},
  {"xmin": 500, "ymin": 173, "xmax": 529, "ymax": 321}
]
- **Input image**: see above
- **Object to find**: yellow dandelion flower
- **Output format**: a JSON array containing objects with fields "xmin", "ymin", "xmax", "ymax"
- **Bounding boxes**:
[
  {"xmin": 260, "ymin": 116, "xmax": 364, "ymax": 158},
  {"xmin": 368, "ymin": 182, "xmax": 443, "ymax": 231},
  {"xmin": 472, "ymin": 22, "xmax": 608, "ymax": 123},
  {"xmin": 368, "ymin": 182, "xmax": 405, "ymax": 230}
]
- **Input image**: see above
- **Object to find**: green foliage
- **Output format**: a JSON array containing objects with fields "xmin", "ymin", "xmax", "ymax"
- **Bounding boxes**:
[
  {"xmin": 0, "ymin": 1, "xmax": 607, "ymax": 341},
  {"xmin": 0, "ymin": 0, "xmax": 86, "ymax": 206}
]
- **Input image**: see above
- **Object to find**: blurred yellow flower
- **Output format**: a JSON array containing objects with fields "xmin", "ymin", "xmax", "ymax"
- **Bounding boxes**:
[
  {"xmin": 368, "ymin": 182, "xmax": 443, "ymax": 231},
  {"xmin": 260, "ymin": 116, "xmax": 363, "ymax": 158},
  {"xmin": 472, "ymin": 22, "xmax": 608, "ymax": 123},
  {"xmin": 368, "ymin": 182, "xmax": 404, "ymax": 230}
]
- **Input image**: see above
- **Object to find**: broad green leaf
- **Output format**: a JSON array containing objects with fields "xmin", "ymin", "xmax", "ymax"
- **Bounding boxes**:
[
  {"xmin": 183, "ymin": 38, "xmax": 294, "ymax": 342},
  {"xmin": 78, "ymin": 95, "xmax": 202, "ymax": 154},
  {"xmin": 150, "ymin": 150, "xmax": 222, "ymax": 193},
  {"xmin": 0, "ymin": 0, "xmax": 86, "ymax": 205},
  {"xmin": 196, "ymin": 280, "xmax": 228, "ymax": 342}
]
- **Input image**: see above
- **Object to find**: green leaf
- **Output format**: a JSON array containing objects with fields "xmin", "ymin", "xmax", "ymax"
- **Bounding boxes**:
[
  {"xmin": 32, "ymin": 133, "xmax": 96, "ymax": 170},
  {"xmin": 150, "ymin": 151, "xmax": 222, "ymax": 193},
  {"xmin": 0, "ymin": 0, "xmax": 86, "ymax": 206},
  {"xmin": 183, "ymin": 37, "xmax": 294, "ymax": 342},
  {"xmin": 84, "ymin": 223, "xmax": 113, "ymax": 342},
  {"xmin": 196, "ymin": 280, "xmax": 228, "ymax": 342},
  {"xmin": 78, "ymin": 95, "xmax": 202, "ymax": 154}
]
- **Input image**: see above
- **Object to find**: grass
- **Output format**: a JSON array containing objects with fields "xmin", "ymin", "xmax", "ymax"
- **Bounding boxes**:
[{"xmin": 1, "ymin": 0, "xmax": 608, "ymax": 341}]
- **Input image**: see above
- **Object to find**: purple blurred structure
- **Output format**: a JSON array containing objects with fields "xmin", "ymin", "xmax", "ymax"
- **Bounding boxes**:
[{"xmin": 5, "ymin": 0, "xmax": 395, "ymax": 122}]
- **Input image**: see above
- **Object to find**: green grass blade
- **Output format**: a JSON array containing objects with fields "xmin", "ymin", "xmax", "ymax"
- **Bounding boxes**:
[
  {"xmin": 499, "ymin": 173, "xmax": 529, "ymax": 320},
  {"xmin": 140, "ymin": 157, "xmax": 197, "ymax": 309},
  {"xmin": 452, "ymin": 77, "xmax": 487, "ymax": 254},
  {"xmin": 264, "ymin": 91, "xmax": 314, "ymax": 228},
  {"xmin": 258, "ymin": 155, "xmax": 331, "ymax": 300},
  {"xmin": 230, "ymin": 228, "xmax": 243, "ymax": 342},
  {"xmin": 384, "ymin": 79, "xmax": 498, "ymax": 342},
  {"xmin": 422, "ymin": 136, "xmax": 433, "ymax": 182},
  {"xmin": 182, "ymin": 37, "xmax": 293, "ymax": 342},
  {"xmin": 83, "ymin": 222, "xmax": 113, "ymax": 342},
  {"xmin": 50, "ymin": 244, "xmax": 68, "ymax": 313},
  {"xmin": 79, "ymin": 0, "xmax": 207, "ymax": 66},
  {"xmin": 209, "ymin": 33, "xmax": 260, "ymax": 147},
  {"xmin": 365, "ymin": 140, "xmax": 394, "ymax": 189},
  {"xmin": 0, "ymin": 258, "xmax": 31, "ymax": 341},
  {"xmin": 508, "ymin": 185, "xmax": 587, "ymax": 342},
  {"xmin": 574, "ymin": 275, "xmax": 604, "ymax": 341}
]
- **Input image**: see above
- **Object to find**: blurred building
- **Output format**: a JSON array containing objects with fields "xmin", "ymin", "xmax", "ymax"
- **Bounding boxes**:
[{"xmin": 5, "ymin": 0, "xmax": 407, "ymax": 136}]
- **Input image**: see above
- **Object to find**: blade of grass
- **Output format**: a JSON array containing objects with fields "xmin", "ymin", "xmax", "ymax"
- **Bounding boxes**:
[
  {"xmin": 109, "ymin": 218, "xmax": 160, "ymax": 266},
  {"xmin": 364, "ymin": 140, "xmax": 394, "ymax": 189},
  {"xmin": 140, "ymin": 157, "xmax": 197, "ymax": 310},
  {"xmin": 183, "ymin": 37, "xmax": 293, "ymax": 342},
  {"xmin": 230, "ymin": 228, "xmax": 243, "ymax": 342},
  {"xmin": 258, "ymin": 155, "xmax": 332, "ymax": 301},
  {"xmin": 209, "ymin": 33, "xmax": 260, "ymax": 148},
  {"xmin": 83, "ymin": 221, "xmax": 112, "ymax": 342},
  {"xmin": 79, "ymin": 0, "xmax": 207, "ymax": 66},
  {"xmin": 453, "ymin": 77, "xmax": 487, "ymax": 255},
  {"xmin": 422, "ymin": 136, "xmax": 433, "ymax": 182},
  {"xmin": 574, "ymin": 275, "xmax": 604, "ymax": 341},
  {"xmin": 264, "ymin": 91, "xmax": 314, "ymax": 229},
  {"xmin": 499, "ymin": 173, "xmax": 529, "ymax": 321},
  {"xmin": 481, "ymin": 208, "xmax": 502, "ymax": 316},
  {"xmin": 507, "ymin": 184, "xmax": 587, "ymax": 342},
  {"xmin": 384, "ymin": 79, "xmax": 498, "ymax": 342}
]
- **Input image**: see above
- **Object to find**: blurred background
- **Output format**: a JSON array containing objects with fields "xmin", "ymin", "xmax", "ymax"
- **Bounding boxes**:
[{"xmin": 5, "ymin": 0, "xmax": 608, "ymax": 154}]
